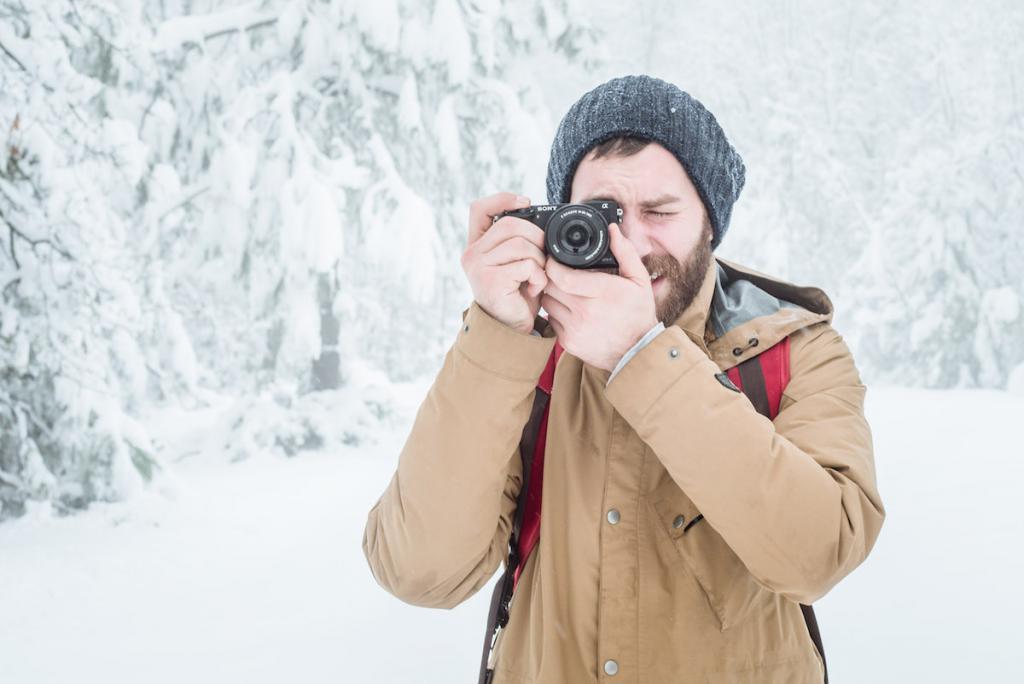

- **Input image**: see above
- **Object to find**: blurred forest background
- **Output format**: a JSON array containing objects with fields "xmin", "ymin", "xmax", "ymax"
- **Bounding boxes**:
[{"xmin": 1, "ymin": 0, "xmax": 1022, "ymax": 518}]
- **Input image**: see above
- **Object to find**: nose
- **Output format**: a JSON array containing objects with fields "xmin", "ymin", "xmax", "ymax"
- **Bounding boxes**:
[{"xmin": 618, "ymin": 213, "xmax": 652, "ymax": 260}]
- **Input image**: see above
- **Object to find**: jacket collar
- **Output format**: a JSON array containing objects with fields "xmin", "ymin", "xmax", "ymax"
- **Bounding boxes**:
[{"xmin": 670, "ymin": 256, "xmax": 835, "ymax": 370}]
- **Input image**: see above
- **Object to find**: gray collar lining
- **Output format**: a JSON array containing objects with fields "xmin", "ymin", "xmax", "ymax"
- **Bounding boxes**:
[{"xmin": 709, "ymin": 262, "xmax": 802, "ymax": 338}]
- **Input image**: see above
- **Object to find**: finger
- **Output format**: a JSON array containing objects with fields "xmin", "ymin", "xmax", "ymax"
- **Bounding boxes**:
[
  {"xmin": 540, "ymin": 292, "xmax": 572, "ymax": 321},
  {"xmin": 607, "ymin": 223, "xmax": 649, "ymax": 285},
  {"xmin": 497, "ymin": 258, "xmax": 543, "ymax": 293},
  {"xmin": 547, "ymin": 315, "xmax": 566, "ymax": 344},
  {"xmin": 542, "ymin": 278, "xmax": 577, "ymax": 308},
  {"xmin": 545, "ymin": 257, "xmax": 614, "ymax": 298},
  {"xmin": 480, "ymin": 234, "xmax": 546, "ymax": 271},
  {"xmin": 523, "ymin": 264, "xmax": 548, "ymax": 299},
  {"xmin": 474, "ymin": 216, "xmax": 546, "ymax": 256},
  {"xmin": 467, "ymin": 192, "xmax": 531, "ymax": 245},
  {"xmin": 483, "ymin": 235, "xmax": 545, "ymax": 270}
]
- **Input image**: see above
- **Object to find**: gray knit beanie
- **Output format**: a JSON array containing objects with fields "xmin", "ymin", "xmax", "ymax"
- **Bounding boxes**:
[{"xmin": 545, "ymin": 74, "xmax": 745, "ymax": 251}]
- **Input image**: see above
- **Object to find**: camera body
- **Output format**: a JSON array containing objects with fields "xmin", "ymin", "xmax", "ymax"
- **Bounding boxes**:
[{"xmin": 493, "ymin": 200, "xmax": 623, "ymax": 270}]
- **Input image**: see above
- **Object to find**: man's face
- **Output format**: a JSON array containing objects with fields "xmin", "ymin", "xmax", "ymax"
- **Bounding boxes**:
[{"xmin": 569, "ymin": 141, "xmax": 714, "ymax": 327}]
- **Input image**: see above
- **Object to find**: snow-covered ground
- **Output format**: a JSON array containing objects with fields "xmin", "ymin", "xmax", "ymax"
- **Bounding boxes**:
[{"xmin": 1, "ymin": 384, "xmax": 1021, "ymax": 683}]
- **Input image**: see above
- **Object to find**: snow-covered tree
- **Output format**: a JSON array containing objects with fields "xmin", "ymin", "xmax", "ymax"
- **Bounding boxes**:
[
  {"xmin": 0, "ymin": 0, "xmax": 602, "ymax": 516},
  {"xmin": 0, "ymin": 1, "xmax": 172, "ymax": 517},
  {"xmin": 140, "ymin": 0, "xmax": 600, "ymax": 391}
]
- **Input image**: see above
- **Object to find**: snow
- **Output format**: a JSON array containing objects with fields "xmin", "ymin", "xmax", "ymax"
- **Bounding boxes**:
[
  {"xmin": 1009, "ymin": 363, "xmax": 1024, "ymax": 397},
  {"xmin": 433, "ymin": 93, "xmax": 463, "ymax": 168},
  {"xmin": 1, "ymin": 385, "xmax": 1022, "ymax": 683},
  {"xmin": 279, "ymin": 178, "xmax": 344, "ymax": 274},
  {"xmin": 356, "ymin": 0, "xmax": 401, "ymax": 53},
  {"xmin": 981, "ymin": 286, "xmax": 1020, "ymax": 324},
  {"xmin": 360, "ymin": 171, "xmax": 440, "ymax": 304},
  {"xmin": 397, "ymin": 74, "xmax": 423, "ymax": 133},
  {"xmin": 431, "ymin": 0, "xmax": 472, "ymax": 84}
]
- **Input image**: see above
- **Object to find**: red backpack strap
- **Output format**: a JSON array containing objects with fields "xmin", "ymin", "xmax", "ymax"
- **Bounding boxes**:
[
  {"xmin": 479, "ymin": 340, "xmax": 562, "ymax": 684},
  {"xmin": 515, "ymin": 341, "xmax": 562, "ymax": 587},
  {"xmin": 537, "ymin": 340, "xmax": 563, "ymax": 394},
  {"xmin": 725, "ymin": 336, "xmax": 791, "ymax": 420}
]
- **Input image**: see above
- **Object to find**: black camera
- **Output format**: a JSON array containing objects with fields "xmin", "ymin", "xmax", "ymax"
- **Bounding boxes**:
[{"xmin": 492, "ymin": 200, "xmax": 623, "ymax": 270}]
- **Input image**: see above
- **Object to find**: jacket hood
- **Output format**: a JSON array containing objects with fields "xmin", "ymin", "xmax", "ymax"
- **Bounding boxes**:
[{"xmin": 673, "ymin": 256, "xmax": 834, "ymax": 371}]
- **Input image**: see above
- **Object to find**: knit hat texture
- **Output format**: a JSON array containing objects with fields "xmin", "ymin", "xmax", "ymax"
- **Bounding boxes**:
[{"xmin": 545, "ymin": 74, "xmax": 746, "ymax": 251}]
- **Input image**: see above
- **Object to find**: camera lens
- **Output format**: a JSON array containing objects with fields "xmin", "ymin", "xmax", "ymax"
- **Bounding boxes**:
[
  {"xmin": 544, "ymin": 204, "xmax": 610, "ymax": 268},
  {"xmin": 565, "ymin": 223, "xmax": 589, "ymax": 249}
]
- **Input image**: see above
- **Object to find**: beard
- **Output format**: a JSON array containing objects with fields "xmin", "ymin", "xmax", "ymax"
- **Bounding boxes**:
[{"xmin": 642, "ymin": 222, "xmax": 713, "ymax": 327}]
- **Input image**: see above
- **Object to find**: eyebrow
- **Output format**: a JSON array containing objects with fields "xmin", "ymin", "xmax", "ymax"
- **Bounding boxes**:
[{"xmin": 582, "ymin": 193, "xmax": 683, "ymax": 209}]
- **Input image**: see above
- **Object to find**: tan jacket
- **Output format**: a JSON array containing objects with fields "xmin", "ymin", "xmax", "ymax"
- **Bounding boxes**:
[{"xmin": 362, "ymin": 256, "xmax": 885, "ymax": 683}]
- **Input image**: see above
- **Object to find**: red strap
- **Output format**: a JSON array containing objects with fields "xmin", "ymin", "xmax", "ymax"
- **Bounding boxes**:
[
  {"xmin": 725, "ymin": 366, "xmax": 742, "ymax": 397},
  {"xmin": 760, "ymin": 336, "xmax": 791, "ymax": 418},
  {"xmin": 537, "ymin": 341, "xmax": 562, "ymax": 394},
  {"xmin": 513, "ymin": 341, "xmax": 562, "ymax": 589},
  {"xmin": 725, "ymin": 336, "xmax": 791, "ymax": 420}
]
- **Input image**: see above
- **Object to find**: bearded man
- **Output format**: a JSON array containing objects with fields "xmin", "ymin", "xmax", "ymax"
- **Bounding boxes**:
[{"xmin": 363, "ymin": 74, "xmax": 885, "ymax": 684}]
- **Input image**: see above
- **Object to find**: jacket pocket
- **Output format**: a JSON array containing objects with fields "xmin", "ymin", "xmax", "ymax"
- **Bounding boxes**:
[{"xmin": 649, "ymin": 476, "xmax": 768, "ymax": 631}]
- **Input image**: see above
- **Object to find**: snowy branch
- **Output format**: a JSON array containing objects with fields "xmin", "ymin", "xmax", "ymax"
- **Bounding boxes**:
[
  {"xmin": 156, "ymin": 185, "xmax": 210, "ymax": 223},
  {"xmin": 0, "ymin": 207, "xmax": 73, "ymax": 264},
  {"xmin": 0, "ymin": 468, "xmax": 25, "ymax": 488},
  {"xmin": 0, "ymin": 39, "xmax": 27, "ymax": 72},
  {"xmin": 152, "ymin": 3, "xmax": 279, "ymax": 52}
]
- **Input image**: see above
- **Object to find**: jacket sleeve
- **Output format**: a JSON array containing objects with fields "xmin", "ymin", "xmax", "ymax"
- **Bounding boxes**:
[
  {"xmin": 604, "ymin": 320, "xmax": 885, "ymax": 605},
  {"xmin": 362, "ymin": 301, "xmax": 556, "ymax": 609}
]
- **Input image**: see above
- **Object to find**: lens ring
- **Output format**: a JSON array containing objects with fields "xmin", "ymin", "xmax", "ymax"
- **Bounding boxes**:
[{"xmin": 545, "ymin": 205, "xmax": 610, "ymax": 268}]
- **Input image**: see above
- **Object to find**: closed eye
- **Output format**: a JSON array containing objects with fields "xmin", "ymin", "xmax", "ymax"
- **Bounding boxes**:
[{"xmin": 648, "ymin": 211, "xmax": 676, "ymax": 217}]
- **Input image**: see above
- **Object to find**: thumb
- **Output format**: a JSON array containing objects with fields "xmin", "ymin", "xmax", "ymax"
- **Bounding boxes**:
[{"xmin": 608, "ymin": 223, "xmax": 647, "ymax": 285}]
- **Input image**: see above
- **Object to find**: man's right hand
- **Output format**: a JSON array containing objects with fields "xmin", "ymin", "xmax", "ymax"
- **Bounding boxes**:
[{"xmin": 460, "ymin": 192, "xmax": 549, "ymax": 336}]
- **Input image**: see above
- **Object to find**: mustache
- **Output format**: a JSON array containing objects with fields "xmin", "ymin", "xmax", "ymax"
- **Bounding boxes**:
[{"xmin": 641, "ymin": 254, "xmax": 683, "ymax": 278}]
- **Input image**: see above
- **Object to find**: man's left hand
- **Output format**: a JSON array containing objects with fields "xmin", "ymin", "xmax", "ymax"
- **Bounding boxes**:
[{"xmin": 541, "ymin": 223, "xmax": 659, "ymax": 373}]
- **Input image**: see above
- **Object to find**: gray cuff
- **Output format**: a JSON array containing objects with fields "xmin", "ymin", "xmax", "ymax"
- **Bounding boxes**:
[{"xmin": 607, "ymin": 321, "xmax": 666, "ymax": 386}]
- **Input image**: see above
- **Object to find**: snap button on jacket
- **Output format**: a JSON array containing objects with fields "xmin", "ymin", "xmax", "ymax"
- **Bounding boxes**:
[{"xmin": 363, "ymin": 256, "xmax": 886, "ymax": 683}]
